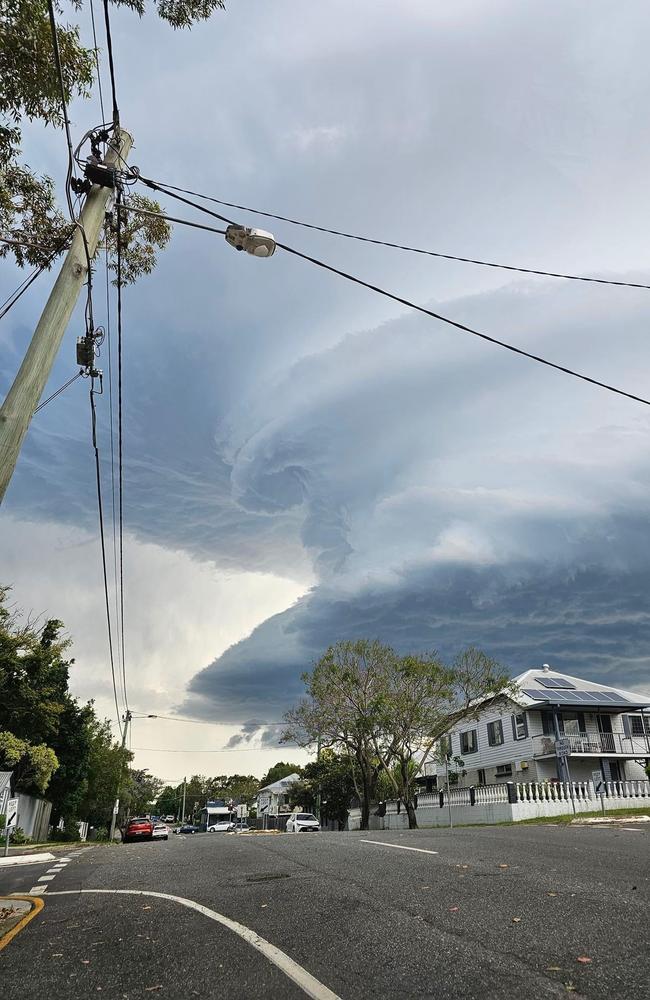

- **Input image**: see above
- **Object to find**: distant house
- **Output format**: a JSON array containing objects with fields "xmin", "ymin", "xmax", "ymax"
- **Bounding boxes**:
[
  {"xmin": 424, "ymin": 665, "xmax": 650, "ymax": 788},
  {"xmin": 199, "ymin": 799, "xmax": 235, "ymax": 831},
  {"xmin": 255, "ymin": 773, "xmax": 301, "ymax": 821}
]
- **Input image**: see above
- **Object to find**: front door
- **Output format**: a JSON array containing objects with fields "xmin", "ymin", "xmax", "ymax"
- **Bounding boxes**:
[{"xmin": 606, "ymin": 760, "xmax": 622, "ymax": 782}]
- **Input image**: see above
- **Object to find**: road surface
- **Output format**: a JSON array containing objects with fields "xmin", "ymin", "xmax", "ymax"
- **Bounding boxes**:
[{"xmin": 1, "ymin": 822, "xmax": 648, "ymax": 998}]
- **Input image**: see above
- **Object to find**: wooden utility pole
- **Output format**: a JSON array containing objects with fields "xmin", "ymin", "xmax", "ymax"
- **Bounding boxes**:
[
  {"xmin": 0, "ymin": 128, "xmax": 133, "ymax": 504},
  {"xmin": 109, "ymin": 708, "xmax": 132, "ymax": 842}
]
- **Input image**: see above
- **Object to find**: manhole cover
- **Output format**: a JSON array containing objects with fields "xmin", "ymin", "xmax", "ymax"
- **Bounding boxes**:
[{"xmin": 246, "ymin": 873, "xmax": 290, "ymax": 883}]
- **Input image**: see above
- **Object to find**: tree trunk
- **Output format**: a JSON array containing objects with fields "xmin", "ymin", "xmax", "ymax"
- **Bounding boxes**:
[
  {"xmin": 360, "ymin": 766, "xmax": 372, "ymax": 831},
  {"xmin": 405, "ymin": 799, "xmax": 418, "ymax": 829}
]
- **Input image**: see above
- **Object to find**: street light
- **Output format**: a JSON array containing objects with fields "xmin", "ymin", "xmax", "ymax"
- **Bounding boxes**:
[{"xmin": 225, "ymin": 223, "xmax": 276, "ymax": 258}]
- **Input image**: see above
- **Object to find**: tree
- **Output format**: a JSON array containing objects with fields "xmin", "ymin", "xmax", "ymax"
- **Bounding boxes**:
[
  {"xmin": 123, "ymin": 768, "xmax": 163, "ymax": 817},
  {"xmin": 285, "ymin": 641, "xmax": 513, "ymax": 830},
  {"xmin": 77, "ymin": 715, "xmax": 132, "ymax": 828},
  {"xmin": 155, "ymin": 785, "xmax": 179, "ymax": 818},
  {"xmin": 0, "ymin": 731, "xmax": 59, "ymax": 794},
  {"xmin": 303, "ymin": 750, "xmax": 359, "ymax": 829},
  {"xmin": 1, "ymin": 0, "xmax": 226, "ymax": 282},
  {"xmin": 283, "ymin": 641, "xmax": 388, "ymax": 831},
  {"xmin": 258, "ymin": 762, "xmax": 302, "ymax": 789}
]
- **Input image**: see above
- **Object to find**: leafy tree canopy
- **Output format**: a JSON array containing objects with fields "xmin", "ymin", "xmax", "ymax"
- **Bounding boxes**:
[{"xmin": 0, "ymin": 0, "xmax": 224, "ymax": 278}]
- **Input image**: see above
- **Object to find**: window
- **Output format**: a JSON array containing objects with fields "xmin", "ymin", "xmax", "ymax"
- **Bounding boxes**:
[
  {"xmin": 487, "ymin": 720, "xmax": 504, "ymax": 746},
  {"xmin": 460, "ymin": 729, "xmax": 478, "ymax": 754},
  {"xmin": 512, "ymin": 713, "xmax": 528, "ymax": 740},
  {"xmin": 477, "ymin": 768, "xmax": 487, "ymax": 785},
  {"xmin": 626, "ymin": 715, "xmax": 650, "ymax": 737},
  {"xmin": 495, "ymin": 763, "xmax": 513, "ymax": 777},
  {"xmin": 439, "ymin": 734, "xmax": 453, "ymax": 757}
]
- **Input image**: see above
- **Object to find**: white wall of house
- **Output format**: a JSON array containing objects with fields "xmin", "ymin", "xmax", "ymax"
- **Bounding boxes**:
[{"xmin": 436, "ymin": 701, "xmax": 649, "ymax": 788}]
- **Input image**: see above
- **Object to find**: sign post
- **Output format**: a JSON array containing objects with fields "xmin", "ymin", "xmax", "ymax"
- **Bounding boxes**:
[
  {"xmin": 555, "ymin": 740, "xmax": 576, "ymax": 814},
  {"xmin": 3, "ymin": 797, "xmax": 19, "ymax": 857}
]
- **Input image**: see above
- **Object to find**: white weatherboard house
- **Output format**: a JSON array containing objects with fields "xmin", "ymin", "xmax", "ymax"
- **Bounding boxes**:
[
  {"xmin": 255, "ymin": 773, "xmax": 301, "ymax": 819},
  {"xmin": 426, "ymin": 665, "xmax": 650, "ymax": 788}
]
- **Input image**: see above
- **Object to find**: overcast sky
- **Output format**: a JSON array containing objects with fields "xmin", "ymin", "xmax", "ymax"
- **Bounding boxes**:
[{"xmin": 2, "ymin": 1, "xmax": 650, "ymax": 782}]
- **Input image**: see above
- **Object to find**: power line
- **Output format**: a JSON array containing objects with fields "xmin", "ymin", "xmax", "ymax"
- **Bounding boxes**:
[
  {"xmin": 89, "ymin": 0, "xmax": 107, "ymax": 125},
  {"xmin": 130, "ymin": 711, "xmax": 286, "ymax": 726},
  {"xmin": 145, "ymin": 179, "xmax": 650, "ymax": 292},
  {"xmin": 105, "ymin": 247, "xmax": 124, "ymax": 713},
  {"xmin": 0, "ymin": 235, "xmax": 69, "ymax": 253},
  {"xmin": 90, "ymin": 378, "xmax": 123, "ymax": 739},
  {"xmin": 135, "ymin": 178, "xmax": 650, "ymax": 408},
  {"xmin": 132, "ymin": 746, "xmax": 287, "ymax": 753},
  {"xmin": 34, "ymin": 371, "xmax": 82, "ymax": 414},
  {"xmin": 121, "ymin": 203, "xmax": 226, "ymax": 237},
  {"xmin": 0, "ymin": 267, "xmax": 47, "ymax": 322},
  {"xmin": 116, "ymin": 190, "xmax": 128, "ymax": 712},
  {"xmin": 276, "ymin": 241, "xmax": 650, "ymax": 407},
  {"xmin": 101, "ymin": 0, "xmax": 120, "ymax": 124}
]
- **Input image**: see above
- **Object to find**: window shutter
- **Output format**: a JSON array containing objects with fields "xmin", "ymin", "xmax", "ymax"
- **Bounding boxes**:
[
  {"xmin": 522, "ymin": 714, "xmax": 529, "ymax": 738},
  {"xmin": 622, "ymin": 715, "xmax": 631, "ymax": 737},
  {"xmin": 511, "ymin": 715, "xmax": 517, "ymax": 740}
]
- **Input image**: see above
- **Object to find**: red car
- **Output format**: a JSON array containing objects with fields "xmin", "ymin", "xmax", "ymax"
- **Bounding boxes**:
[{"xmin": 123, "ymin": 817, "xmax": 154, "ymax": 843}]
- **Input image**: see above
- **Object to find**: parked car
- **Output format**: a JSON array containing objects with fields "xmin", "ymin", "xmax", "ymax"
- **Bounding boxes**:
[
  {"xmin": 207, "ymin": 820, "xmax": 235, "ymax": 832},
  {"xmin": 232, "ymin": 821, "xmax": 250, "ymax": 833},
  {"xmin": 123, "ymin": 817, "xmax": 154, "ymax": 843},
  {"xmin": 285, "ymin": 813, "xmax": 320, "ymax": 833},
  {"xmin": 152, "ymin": 822, "xmax": 169, "ymax": 841},
  {"xmin": 177, "ymin": 823, "xmax": 200, "ymax": 834},
  {"xmin": 164, "ymin": 815, "xmax": 175, "ymax": 823}
]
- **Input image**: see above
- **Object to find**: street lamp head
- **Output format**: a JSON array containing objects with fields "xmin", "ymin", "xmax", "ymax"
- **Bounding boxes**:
[{"xmin": 225, "ymin": 224, "xmax": 276, "ymax": 258}]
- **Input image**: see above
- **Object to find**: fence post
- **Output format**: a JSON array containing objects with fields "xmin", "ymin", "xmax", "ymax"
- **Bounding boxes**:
[
  {"xmin": 469, "ymin": 786, "xmax": 476, "ymax": 806},
  {"xmin": 439, "ymin": 791, "xmax": 444, "ymax": 809}
]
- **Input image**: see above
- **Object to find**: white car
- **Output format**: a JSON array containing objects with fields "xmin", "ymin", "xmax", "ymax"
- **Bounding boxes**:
[
  {"xmin": 152, "ymin": 822, "xmax": 169, "ymax": 840},
  {"xmin": 207, "ymin": 820, "xmax": 235, "ymax": 833},
  {"xmin": 286, "ymin": 813, "xmax": 320, "ymax": 833}
]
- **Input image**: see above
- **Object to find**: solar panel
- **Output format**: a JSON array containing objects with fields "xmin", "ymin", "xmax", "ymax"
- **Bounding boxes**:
[
  {"xmin": 535, "ymin": 677, "xmax": 577, "ymax": 689},
  {"xmin": 522, "ymin": 688, "xmax": 551, "ymax": 700}
]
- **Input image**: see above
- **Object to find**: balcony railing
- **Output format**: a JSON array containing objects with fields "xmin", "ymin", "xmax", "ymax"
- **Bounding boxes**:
[{"xmin": 535, "ymin": 732, "xmax": 650, "ymax": 756}]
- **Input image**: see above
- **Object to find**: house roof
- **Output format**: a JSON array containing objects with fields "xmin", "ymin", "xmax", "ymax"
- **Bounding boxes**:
[
  {"xmin": 257, "ymin": 773, "xmax": 301, "ymax": 795},
  {"xmin": 0, "ymin": 772, "xmax": 12, "ymax": 793},
  {"xmin": 511, "ymin": 667, "xmax": 650, "ymax": 711}
]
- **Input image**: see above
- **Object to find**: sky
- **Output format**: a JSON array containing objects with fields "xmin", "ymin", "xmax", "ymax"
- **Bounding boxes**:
[{"xmin": 2, "ymin": 1, "xmax": 650, "ymax": 783}]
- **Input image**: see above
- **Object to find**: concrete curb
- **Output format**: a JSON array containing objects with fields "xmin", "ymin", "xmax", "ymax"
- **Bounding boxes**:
[
  {"xmin": 0, "ymin": 852, "xmax": 56, "ymax": 867},
  {"xmin": 0, "ymin": 895, "xmax": 44, "ymax": 951},
  {"xmin": 571, "ymin": 815, "xmax": 650, "ymax": 825}
]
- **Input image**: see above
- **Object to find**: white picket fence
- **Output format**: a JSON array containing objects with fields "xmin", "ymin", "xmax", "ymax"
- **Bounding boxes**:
[{"xmin": 347, "ymin": 778, "xmax": 650, "ymax": 830}]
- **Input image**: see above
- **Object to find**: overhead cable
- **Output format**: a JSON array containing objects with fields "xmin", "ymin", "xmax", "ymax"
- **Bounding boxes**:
[
  {"xmin": 134, "ymin": 179, "xmax": 650, "ymax": 407},
  {"xmin": 90, "ymin": 379, "xmax": 123, "ymax": 739},
  {"xmin": 34, "ymin": 371, "xmax": 82, "ymax": 414},
  {"xmin": 116, "ymin": 190, "xmax": 128, "ymax": 711},
  {"xmin": 101, "ymin": 0, "xmax": 120, "ymax": 124},
  {"xmin": 145, "ymin": 179, "xmax": 650, "ymax": 291}
]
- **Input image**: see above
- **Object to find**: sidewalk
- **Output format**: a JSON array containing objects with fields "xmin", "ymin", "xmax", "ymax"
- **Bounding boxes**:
[{"xmin": 0, "ymin": 895, "xmax": 43, "ymax": 950}]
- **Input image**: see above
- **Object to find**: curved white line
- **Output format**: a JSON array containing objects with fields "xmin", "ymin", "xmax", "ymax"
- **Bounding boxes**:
[
  {"xmin": 47, "ymin": 889, "xmax": 340, "ymax": 1000},
  {"xmin": 360, "ymin": 840, "xmax": 438, "ymax": 855}
]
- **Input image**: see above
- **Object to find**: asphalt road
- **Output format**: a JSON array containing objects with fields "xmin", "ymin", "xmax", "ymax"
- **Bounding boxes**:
[{"xmin": 1, "ymin": 822, "xmax": 648, "ymax": 999}]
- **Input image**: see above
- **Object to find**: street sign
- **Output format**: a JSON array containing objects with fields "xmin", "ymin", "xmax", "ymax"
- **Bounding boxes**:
[
  {"xmin": 592, "ymin": 770, "xmax": 604, "ymax": 792},
  {"xmin": 236, "ymin": 804, "xmax": 248, "ymax": 819},
  {"xmin": 6, "ymin": 797, "xmax": 18, "ymax": 829},
  {"xmin": 113, "ymin": 798, "xmax": 120, "ymax": 815},
  {"xmin": 554, "ymin": 738, "xmax": 571, "ymax": 758}
]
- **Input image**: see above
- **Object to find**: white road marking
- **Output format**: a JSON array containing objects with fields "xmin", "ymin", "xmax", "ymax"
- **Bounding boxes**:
[
  {"xmin": 47, "ymin": 889, "xmax": 340, "ymax": 1000},
  {"xmin": 29, "ymin": 886, "xmax": 47, "ymax": 895},
  {"xmin": 360, "ymin": 840, "xmax": 439, "ymax": 856},
  {"xmin": 621, "ymin": 827, "xmax": 643, "ymax": 832},
  {"xmin": 37, "ymin": 875, "xmax": 56, "ymax": 882}
]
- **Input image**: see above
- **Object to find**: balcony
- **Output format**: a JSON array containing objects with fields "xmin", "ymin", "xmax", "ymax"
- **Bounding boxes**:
[{"xmin": 535, "ymin": 732, "xmax": 650, "ymax": 757}]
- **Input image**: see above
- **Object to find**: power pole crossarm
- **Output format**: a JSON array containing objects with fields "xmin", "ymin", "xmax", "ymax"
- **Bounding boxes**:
[{"xmin": 0, "ymin": 128, "xmax": 133, "ymax": 504}]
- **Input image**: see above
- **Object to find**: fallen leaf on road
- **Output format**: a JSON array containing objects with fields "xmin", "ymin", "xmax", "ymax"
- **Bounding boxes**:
[
  {"xmin": 498, "ymin": 864, "xmax": 509, "ymax": 869},
  {"xmin": 261, "ymin": 904, "xmax": 268, "ymax": 908},
  {"xmin": 546, "ymin": 967, "xmax": 562, "ymax": 972},
  {"xmin": 577, "ymin": 956, "xmax": 592, "ymax": 964},
  {"xmin": 51, "ymin": 954, "xmax": 63, "ymax": 958},
  {"xmin": 144, "ymin": 986, "xmax": 163, "ymax": 992},
  {"xmin": 512, "ymin": 917, "xmax": 521, "ymax": 923},
  {"xmin": 449, "ymin": 906, "xmax": 459, "ymax": 912},
  {"xmin": 142, "ymin": 905, "xmax": 152, "ymax": 911},
  {"xmin": 420, "ymin": 886, "xmax": 431, "ymax": 890},
  {"xmin": 565, "ymin": 984, "xmax": 577, "ymax": 992},
  {"xmin": 81, "ymin": 960, "xmax": 90, "ymax": 965}
]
